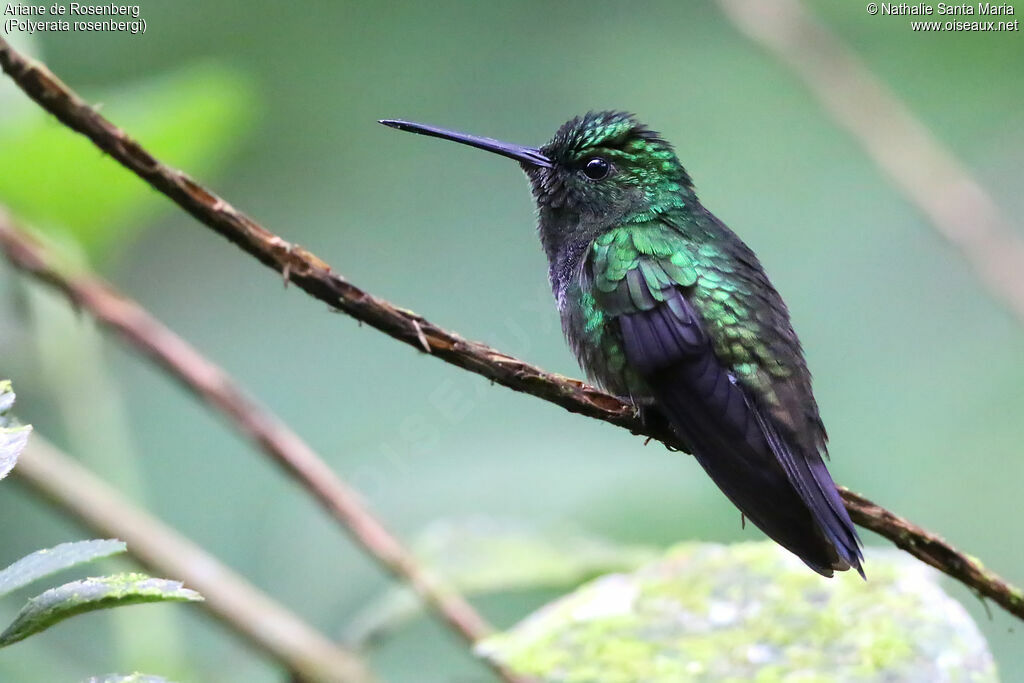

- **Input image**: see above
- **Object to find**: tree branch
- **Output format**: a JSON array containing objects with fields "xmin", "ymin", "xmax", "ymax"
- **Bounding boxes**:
[
  {"xmin": 842, "ymin": 489, "xmax": 1024, "ymax": 618},
  {"xmin": 0, "ymin": 37, "xmax": 629, "ymax": 433},
  {"xmin": 1, "ymin": 37, "xmax": 1021, "ymax": 624},
  {"xmin": 14, "ymin": 435, "xmax": 375, "ymax": 683},
  {"xmin": 715, "ymin": 0, "xmax": 1024, "ymax": 324},
  {"xmin": 0, "ymin": 214, "xmax": 527, "ymax": 683}
]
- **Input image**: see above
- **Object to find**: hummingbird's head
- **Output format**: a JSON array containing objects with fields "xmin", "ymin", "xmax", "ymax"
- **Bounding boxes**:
[
  {"xmin": 380, "ymin": 112, "xmax": 692, "ymax": 225},
  {"xmin": 529, "ymin": 111, "xmax": 693, "ymax": 226},
  {"xmin": 380, "ymin": 112, "xmax": 694, "ymax": 265}
]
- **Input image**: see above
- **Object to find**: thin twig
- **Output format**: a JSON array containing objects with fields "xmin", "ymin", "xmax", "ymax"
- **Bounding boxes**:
[
  {"xmin": 0, "ymin": 215, "xmax": 527, "ymax": 683},
  {"xmin": 1, "ymin": 38, "xmax": 1021, "ymax": 624},
  {"xmin": 843, "ymin": 490, "xmax": 1024, "ymax": 617},
  {"xmin": 715, "ymin": 0, "xmax": 1024, "ymax": 324},
  {"xmin": 14, "ymin": 435, "xmax": 375, "ymax": 683}
]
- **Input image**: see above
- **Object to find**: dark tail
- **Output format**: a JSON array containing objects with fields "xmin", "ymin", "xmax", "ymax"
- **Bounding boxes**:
[
  {"xmin": 653, "ymin": 364, "xmax": 863, "ymax": 576},
  {"xmin": 618, "ymin": 301, "xmax": 863, "ymax": 576}
]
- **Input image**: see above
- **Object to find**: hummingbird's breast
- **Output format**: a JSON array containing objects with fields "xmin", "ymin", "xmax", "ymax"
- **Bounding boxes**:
[{"xmin": 553, "ymin": 242, "xmax": 647, "ymax": 400}]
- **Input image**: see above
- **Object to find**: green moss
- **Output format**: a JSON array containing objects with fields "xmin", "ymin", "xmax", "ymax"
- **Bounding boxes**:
[{"xmin": 478, "ymin": 543, "xmax": 997, "ymax": 682}]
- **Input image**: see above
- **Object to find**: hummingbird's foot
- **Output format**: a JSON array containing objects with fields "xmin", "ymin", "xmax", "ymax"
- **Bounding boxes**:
[
  {"xmin": 633, "ymin": 405, "xmax": 694, "ymax": 455},
  {"xmin": 624, "ymin": 394, "xmax": 655, "ymax": 415},
  {"xmin": 631, "ymin": 404, "xmax": 687, "ymax": 452}
]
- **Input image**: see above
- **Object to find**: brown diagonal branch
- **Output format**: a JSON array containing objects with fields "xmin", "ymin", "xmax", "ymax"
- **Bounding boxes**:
[
  {"xmin": 842, "ymin": 490, "xmax": 1024, "ymax": 616},
  {"xmin": 1, "ymin": 37, "xmax": 1021, "ymax": 624},
  {"xmin": 0, "ymin": 37, "xmax": 630, "ymax": 435},
  {"xmin": 15, "ymin": 435, "xmax": 376, "ymax": 683},
  {"xmin": 0, "ymin": 213, "xmax": 526, "ymax": 683}
]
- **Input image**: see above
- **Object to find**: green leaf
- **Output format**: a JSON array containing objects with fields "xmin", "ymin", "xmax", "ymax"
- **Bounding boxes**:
[
  {"xmin": 82, "ymin": 674, "xmax": 174, "ymax": 683},
  {"xmin": 477, "ymin": 542, "xmax": 997, "ymax": 682},
  {"xmin": 0, "ymin": 380, "xmax": 15, "ymax": 414},
  {"xmin": 0, "ymin": 573, "xmax": 203, "ymax": 648},
  {"xmin": 0, "ymin": 422, "xmax": 30, "ymax": 481},
  {"xmin": 0, "ymin": 540, "xmax": 127, "ymax": 599},
  {"xmin": 344, "ymin": 518, "xmax": 657, "ymax": 646},
  {"xmin": 0, "ymin": 380, "xmax": 32, "ymax": 481},
  {"xmin": 0, "ymin": 62, "xmax": 254, "ymax": 259}
]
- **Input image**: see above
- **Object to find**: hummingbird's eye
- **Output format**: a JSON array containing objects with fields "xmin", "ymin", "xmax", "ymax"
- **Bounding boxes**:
[{"xmin": 582, "ymin": 157, "xmax": 611, "ymax": 180}]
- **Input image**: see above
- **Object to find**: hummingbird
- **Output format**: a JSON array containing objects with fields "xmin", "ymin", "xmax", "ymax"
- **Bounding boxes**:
[{"xmin": 380, "ymin": 111, "xmax": 863, "ymax": 577}]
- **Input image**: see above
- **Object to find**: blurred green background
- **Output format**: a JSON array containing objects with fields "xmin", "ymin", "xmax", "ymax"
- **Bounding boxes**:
[{"xmin": 1, "ymin": 1, "xmax": 1022, "ymax": 681}]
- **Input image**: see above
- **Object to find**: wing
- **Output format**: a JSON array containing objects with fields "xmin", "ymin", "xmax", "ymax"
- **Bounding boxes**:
[{"xmin": 590, "ymin": 219, "xmax": 862, "ymax": 576}]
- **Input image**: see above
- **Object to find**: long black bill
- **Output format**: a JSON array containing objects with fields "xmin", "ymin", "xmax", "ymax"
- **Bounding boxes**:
[{"xmin": 379, "ymin": 119, "xmax": 551, "ymax": 168}]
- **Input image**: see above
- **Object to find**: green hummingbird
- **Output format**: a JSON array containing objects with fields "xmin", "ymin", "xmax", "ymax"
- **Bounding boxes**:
[{"xmin": 381, "ymin": 111, "xmax": 863, "ymax": 577}]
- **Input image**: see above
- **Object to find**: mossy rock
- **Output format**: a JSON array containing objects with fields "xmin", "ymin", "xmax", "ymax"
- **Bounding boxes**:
[{"xmin": 477, "ymin": 542, "xmax": 996, "ymax": 682}]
